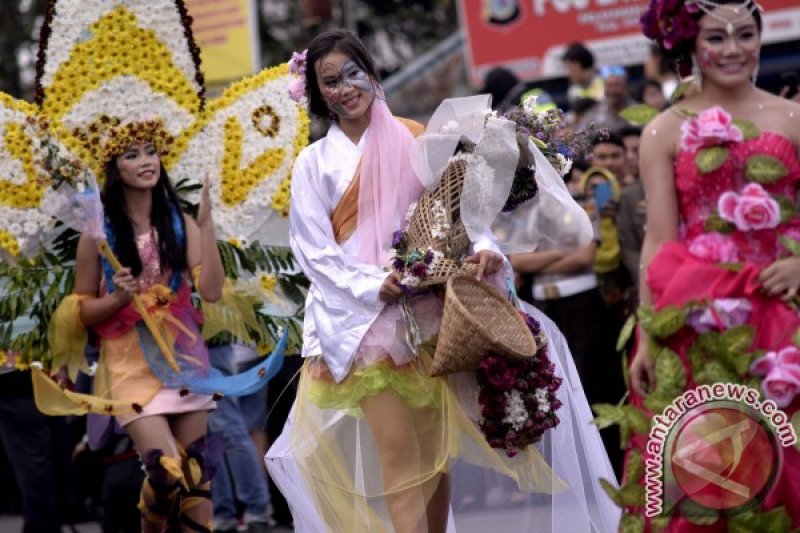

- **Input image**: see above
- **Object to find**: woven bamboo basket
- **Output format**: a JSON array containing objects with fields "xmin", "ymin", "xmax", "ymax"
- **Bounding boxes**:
[
  {"xmin": 404, "ymin": 159, "xmax": 473, "ymax": 286},
  {"xmin": 430, "ymin": 276, "xmax": 537, "ymax": 377}
]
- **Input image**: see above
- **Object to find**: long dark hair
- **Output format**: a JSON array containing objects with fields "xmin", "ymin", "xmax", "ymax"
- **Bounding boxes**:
[
  {"xmin": 101, "ymin": 160, "xmax": 187, "ymax": 277},
  {"xmin": 305, "ymin": 29, "xmax": 380, "ymax": 118}
]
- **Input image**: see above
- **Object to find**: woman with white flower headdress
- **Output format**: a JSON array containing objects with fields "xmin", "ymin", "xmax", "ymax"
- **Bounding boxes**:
[{"xmin": 266, "ymin": 29, "xmax": 620, "ymax": 533}]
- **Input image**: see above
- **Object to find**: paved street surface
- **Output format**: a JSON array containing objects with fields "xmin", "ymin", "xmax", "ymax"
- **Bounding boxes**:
[{"xmin": 0, "ymin": 516, "xmax": 294, "ymax": 532}]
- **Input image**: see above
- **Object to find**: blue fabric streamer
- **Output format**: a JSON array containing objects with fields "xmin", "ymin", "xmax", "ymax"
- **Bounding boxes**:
[{"xmin": 136, "ymin": 323, "xmax": 288, "ymax": 397}]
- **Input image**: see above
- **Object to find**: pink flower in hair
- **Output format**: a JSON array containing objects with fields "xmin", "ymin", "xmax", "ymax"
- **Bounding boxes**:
[
  {"xmin": 287, "ymin": 49, "xmax": 308, "ymax": 103},
  {"xmin": 288, "ymin": 49, "xmax": 308, "ymax": 75}
]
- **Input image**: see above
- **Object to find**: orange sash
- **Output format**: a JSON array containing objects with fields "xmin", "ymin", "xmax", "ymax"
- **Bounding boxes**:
[{"xmin": 330, "ymin": 117, "xmax": 425, "ymax": 244}]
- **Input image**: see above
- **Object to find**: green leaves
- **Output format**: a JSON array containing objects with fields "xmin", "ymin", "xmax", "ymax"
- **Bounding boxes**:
[
  {"xmin": 599, "ymin": 478, "xmax": 645, "ymax": 507},
  {"xmin": 644, "ymin": 346, "xmax": 686, "ymax": 414},
  {"xmin": 639, "ymin": 305, "xmax": 687, "ymax": 340},
  {"xmin": 776, "ymin": 196, "xmax": 795, "ymax": 223},
  {"xmin": 592, "ymin": 401, "xmax": 651, "ymax": 447},
  {"xmin": 696, "ymin": 146, "xmax": 729, "ymax": 174},
  {"xmin": 687, "ymin": 326, "xmax": 756, "ymax": 386},
  {"xmin": 704, "ymin": 211, "xmax": 735, "ymax": 233},
  {"xmin": 617, "ymin": 313, "xmax": 636, "ymax": 352},
  {"xmin": 728, "ymin": 506, "xmax": 794, "ymax": 533},
  {"xmin": 619, "ymin": 512, "xmax": 645, "ymax": 533},
  {"xmin": 732, "ymin": 119, "xmax": 761, "ymax": 140},
  {"xmin": 779, "ymin": 235, "xmax": 800, "ymax": 257},
  {"xmin": 745, "ymin": 155, "xmax": 788, "ymax": 184},
  {"xmin": 620, "ymin": 104, "xmax": 660, "ymax": 126}
]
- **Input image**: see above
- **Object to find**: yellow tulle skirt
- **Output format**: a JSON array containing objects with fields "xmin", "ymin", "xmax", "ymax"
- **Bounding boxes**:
[{"xmin": 284, "ymin": 345, "xmax": 564, "ymax": 532}]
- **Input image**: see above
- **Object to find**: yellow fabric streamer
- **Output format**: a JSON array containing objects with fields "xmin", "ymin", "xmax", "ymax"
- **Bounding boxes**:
[
  {"xmin": 48, "ymin": 293, "xmax": 91, "ymax": 382},
  {"xmin": 200, "ymin": 278, "xmax": 262, "ymax": 343},
  {"xmin": 31, "ymin": 366, "xmax": 157, "ymax": 416},
  {"xmin": 97, "ymin": 239, "xmax": 181, "ymax": 373}
]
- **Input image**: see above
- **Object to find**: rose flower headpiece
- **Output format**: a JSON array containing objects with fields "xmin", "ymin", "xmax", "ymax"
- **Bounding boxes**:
[{"xmin": 640, "ymin": 0, "xmax": 763, "ymax": 76}]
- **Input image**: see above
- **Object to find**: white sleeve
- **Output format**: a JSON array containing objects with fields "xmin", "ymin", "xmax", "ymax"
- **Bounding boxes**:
[
  {"xmin": 471, "ymin": 227, "xmax": 503, "ymax": 256},
  {"xmin": 289, "ymin": 150, "xmax": 387, "ymax": 313}
]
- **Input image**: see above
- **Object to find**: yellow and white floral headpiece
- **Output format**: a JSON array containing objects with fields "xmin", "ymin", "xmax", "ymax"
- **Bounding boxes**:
[{"xmin": 98, "ymin": 117, "xmax": 175, "ymax": 165}]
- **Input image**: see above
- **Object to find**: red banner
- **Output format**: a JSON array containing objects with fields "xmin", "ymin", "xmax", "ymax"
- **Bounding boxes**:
[{"xmin": 458, "ymin": 0, "xmax": 800, "ymax": 87}]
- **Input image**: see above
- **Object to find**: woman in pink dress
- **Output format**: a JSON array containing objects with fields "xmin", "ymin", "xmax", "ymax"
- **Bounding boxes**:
[{"xmin": 622, "ymin": 0, "xmax": 800, "ymax": 529}]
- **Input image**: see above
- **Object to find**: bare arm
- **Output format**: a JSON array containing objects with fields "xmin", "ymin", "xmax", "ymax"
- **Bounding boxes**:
[
  {"xmin": 186, "ymin": 175, "xmax": 224, "ymax": 302},
  {"xmin": 630, "ymin": 113, "xmax": 681, "ymax": 395},
  {"xmin": 539, "ymin": 242, "xmax": 597, "ymax": 274},
  {"xmin": 508, "ymin": 250, "xmax": 565, "ymax": 273},
  {"xmin": 185, "ymin": 215, "xmax": 224, "ymax": 303},
  {"xmin": 74, "ymin": 233, "xmax": 132, "ymax": 326}
]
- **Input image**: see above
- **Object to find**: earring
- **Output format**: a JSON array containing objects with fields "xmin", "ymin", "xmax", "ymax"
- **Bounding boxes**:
[
  {"xmin": 691, "ymin": 54, "xmax": 703, "ymax": 91},
  {"xmin": 751, "ymin": 62, "xmax": 759, "ymax": 86}
]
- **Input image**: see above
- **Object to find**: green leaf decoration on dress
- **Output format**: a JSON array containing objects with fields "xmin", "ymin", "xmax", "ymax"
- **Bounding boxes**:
[
  {"xmin": 642, "ymin": 306, "xmax": 687, "ymax": 340},
  {"xmin": 728, "ymin": 506, "xmax": 794, "ymax": 533},
  {"xmin": 620, "ymin": 512, "xmax": 645, "ymax": 533},
  {"xmin": 679, "ymin": 499, "xmax": 720, "ymax": 526},
  {"xmin": 776, "ymin": 196, "xmax": 795, "ymax": 223},
  {"xmin": 779, "ymin": 235, "xmax": 800, "ymax": 256},
  {"xmin": 792, "ymin": 412, "xmax": 800, "ymax": 453},
  {"xmin": 644, "ymin": 347, "xmax": 686, "ymax": 413},
  {"xmin": 617, "ymin": 313, "xmax": 637, "ymax": 352},
  {"xmin": 625, "ymin": 405, "xmax": 652, "ymax": 436},
  {"xmin": 600, "ymin": 478, "xmax": 646, "ymax": 507},
  {"xmin": 623, "ymin": 448, "xmax": 644, "ymax": 484},
  {"xmin": 696, "ymin": 146, "xmax": 729, "ymax": 174},
  {"xmin": 650, "ymin": 516, "xmax": 671, "ymax": 533},
  {"xmin": 731, "ymin": 118, "xmax": 760, "ymax": 140},
  {"xmin": 592, "ymin": 403, "xmax": 626, "ymax": 429},
  {"xmin": 687, "ymin": 326, "xmax": 757, "ymax": 385},
  {"xmin": 745, "ymin": 155, "xmax": 788, "ymax": 183},
  {"xmin": 704, "ymin": 211, "xmax": 735, "ymax": 233},
  {"xmin": 620, "ymin": 104, "xmax": 660, "ymax": 126}
]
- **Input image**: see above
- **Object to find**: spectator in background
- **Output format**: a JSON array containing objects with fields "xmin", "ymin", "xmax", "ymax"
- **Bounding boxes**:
[
  {"xmin": 616, "ymin": 126, "xmax": 646, "ymax": 289},
  {"xmin": 562, "ymin": 42, "xmax": 604, "ymax": 108},
  {"xmin": 589, "ymin": 130, "xmax": 626, "ymax": 179},
  {"xmin": 0, "ymin": 369, "xmax": 65, "ymax": 533},
  {"xmin": 480, "ymin": 67, "xmax": 528, "ymax": 113},
  {"xmin": 578, "ymin": 66, "xmax": 633, "ymax": 133},
  {"xmin": 620, "ymin": 124, "xmax": 642, "ymax": 186},
  {"xmin": 208, "ymin": 344, "xmax": 271, "ymax": 533},
  {"xmin": 638, "ymin": 78, "xmax": 668, "ymax": 110},
  {"xmin": 644, "ymin": 43, "xmax": 680, "ymax": 100}
]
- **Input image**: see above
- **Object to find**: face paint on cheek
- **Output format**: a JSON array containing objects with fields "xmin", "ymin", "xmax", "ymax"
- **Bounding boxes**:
[{"xmin": 697, "ymin": 47, "xmax": 716, "ymax": 69}]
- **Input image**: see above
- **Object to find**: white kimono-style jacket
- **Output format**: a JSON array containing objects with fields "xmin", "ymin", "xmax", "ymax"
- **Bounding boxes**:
[{"xmin": 289, "ymin": 122, "xmax": 500, "ymax": 383}]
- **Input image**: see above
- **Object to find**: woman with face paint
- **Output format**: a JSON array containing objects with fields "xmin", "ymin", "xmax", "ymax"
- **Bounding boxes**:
[
  {"xmin": 614, "ymin": 0, "xmax": 800, "ymax": 529},
  {"xmin": 265, "ymin": 30, "xmax": 623, "ymax": 533}
]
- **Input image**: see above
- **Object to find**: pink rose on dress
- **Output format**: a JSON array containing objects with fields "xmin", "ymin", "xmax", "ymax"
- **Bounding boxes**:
[
  {"xmin": 687, "ymin": 232, "xmax": 738, "ymax": 263},
  {"xmin": 750, "ymin": 346, "xmax": 800, "ymax": 408},
  {"xmin": 717, "ymin": 183, "xmax": 781, "ymax": 232},
  {"xmin": 680, "ymin": 106, "xmax": 744, "ymax": 153}
]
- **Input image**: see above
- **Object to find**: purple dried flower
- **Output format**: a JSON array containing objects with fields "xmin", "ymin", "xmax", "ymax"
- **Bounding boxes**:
[{"xmin": 392, "ymin": 230, "xmax": 405, "ymax": 248}]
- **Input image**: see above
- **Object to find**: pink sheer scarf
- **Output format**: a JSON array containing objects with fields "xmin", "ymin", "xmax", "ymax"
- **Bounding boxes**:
[{"xmin": 354, "ymin": 96, "xmax": 424, "ymax": 266}]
